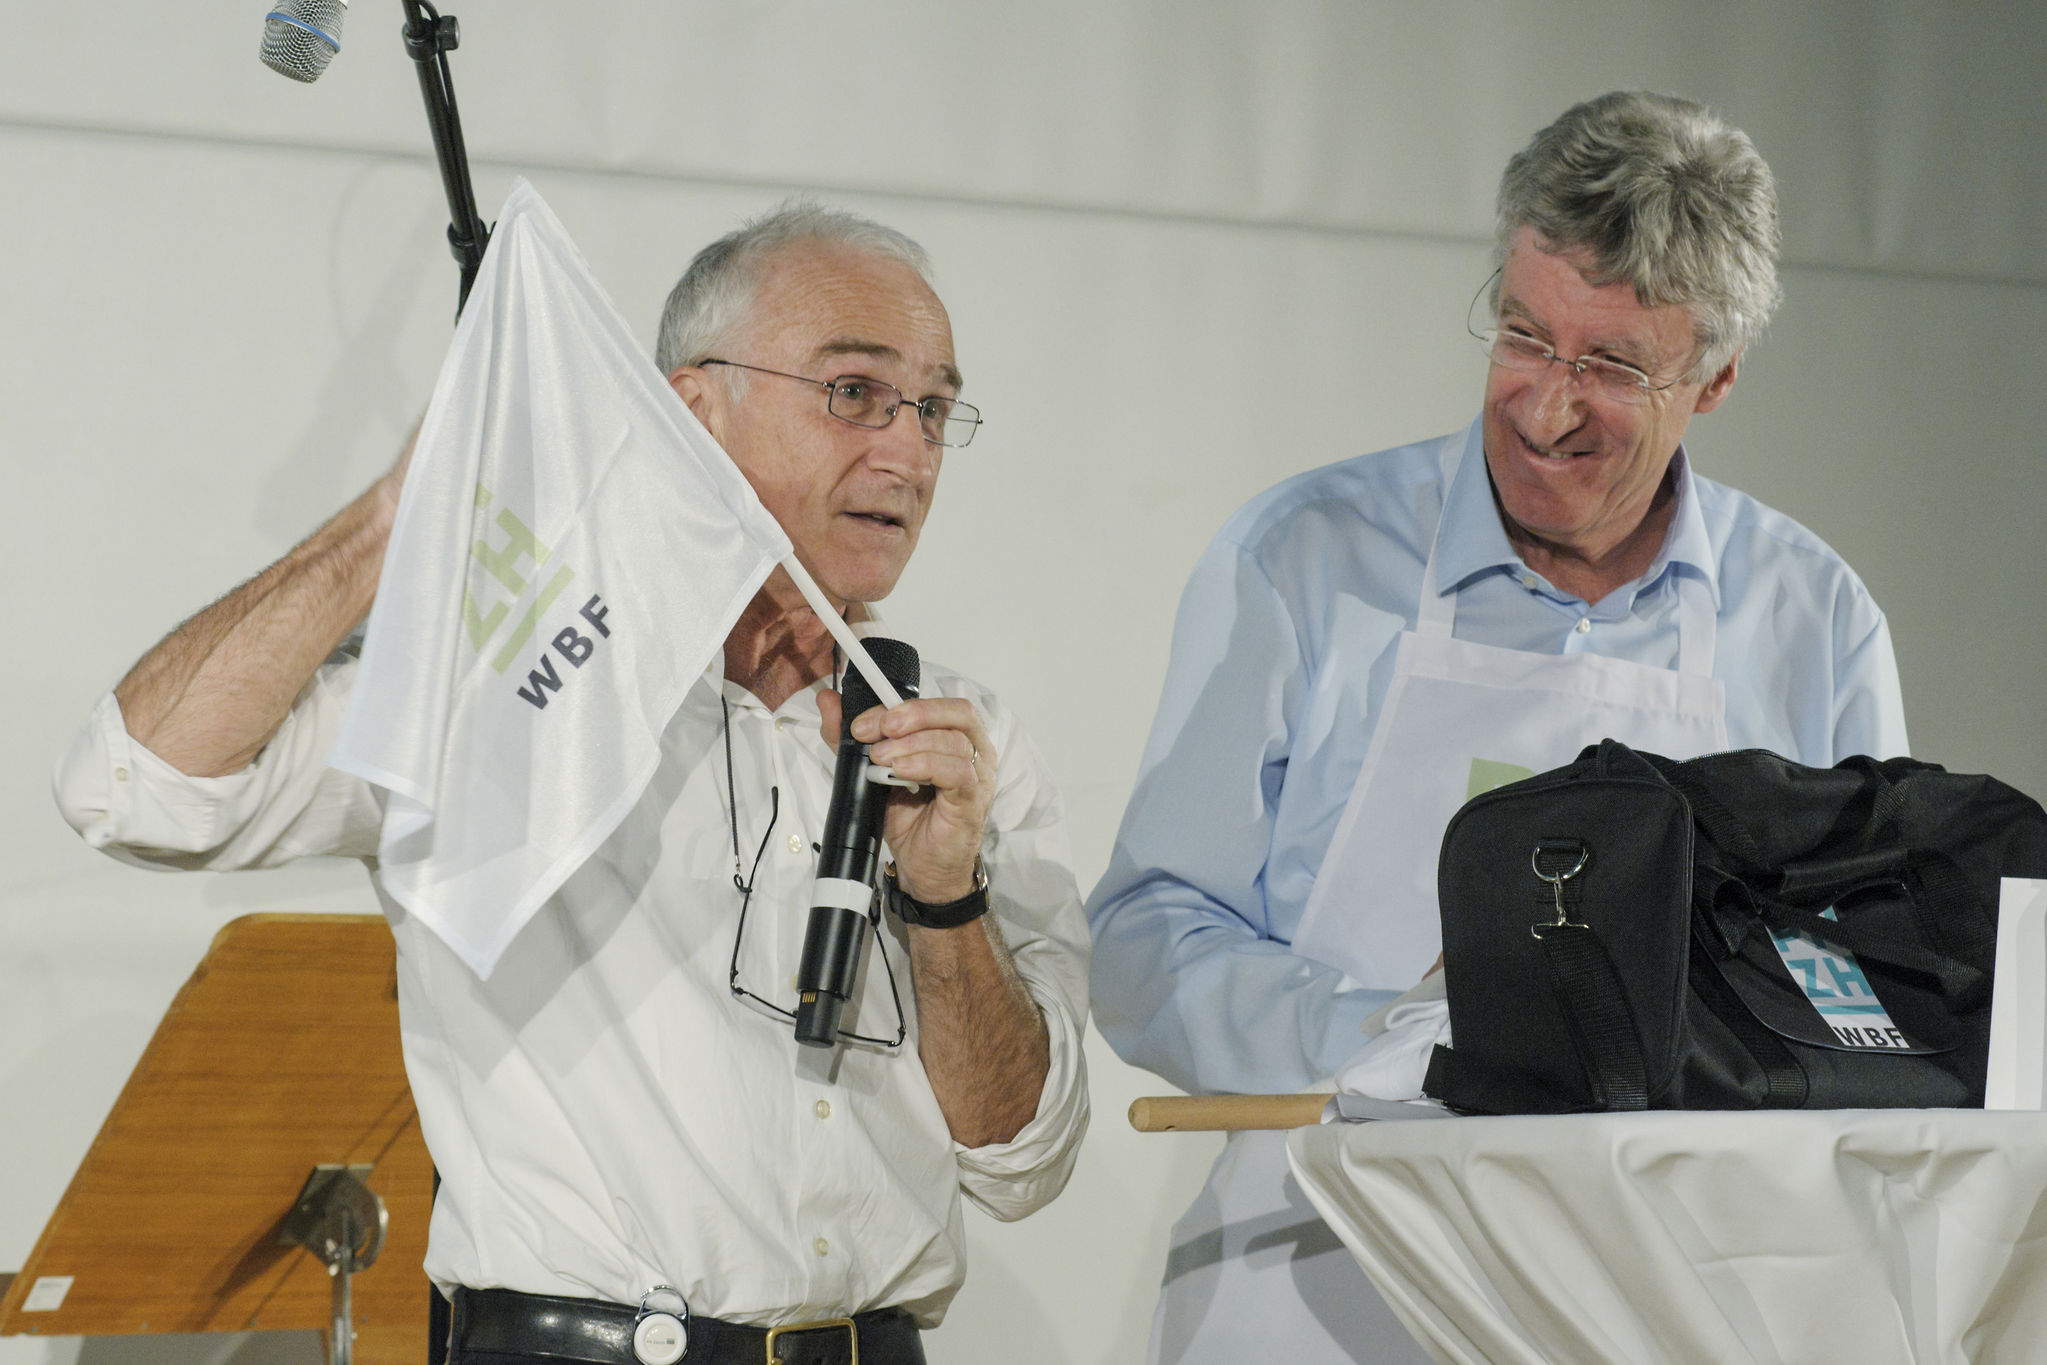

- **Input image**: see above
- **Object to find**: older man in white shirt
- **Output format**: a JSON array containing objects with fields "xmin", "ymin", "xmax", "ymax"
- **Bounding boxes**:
[{"xmin": 57, "ymin": 202, "xmax": 1090, "ymax": 1365}]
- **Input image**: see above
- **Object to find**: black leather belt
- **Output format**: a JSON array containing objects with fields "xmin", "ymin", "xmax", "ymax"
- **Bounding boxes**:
[{"xmin": 447, "ymin": 1287, "xmax": 925, "ymax": 1365}]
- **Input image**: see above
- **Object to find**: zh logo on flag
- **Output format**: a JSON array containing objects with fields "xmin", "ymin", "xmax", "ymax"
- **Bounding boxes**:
[
  {"xmin": 464, "ymin": 482, "xmax": 613, "ymax": 709},
  {"xmin": 1770, "ymin": 909, "xmax": 1915, "ymax": 1051}
]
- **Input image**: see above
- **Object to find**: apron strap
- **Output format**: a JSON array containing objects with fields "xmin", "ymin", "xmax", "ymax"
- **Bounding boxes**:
[
  {"xmin": 1670, "ymin": 572, "xmax": 1714, "ymax": 677},
  {"xmin": 1418, "ymin": 436, "xmax": 1717, "ymax": 678}
]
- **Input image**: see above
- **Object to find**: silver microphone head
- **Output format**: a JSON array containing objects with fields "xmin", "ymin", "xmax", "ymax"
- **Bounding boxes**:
[{"xmin": 260, "ymin": 0, "xmax": 347, "ymax": 83}]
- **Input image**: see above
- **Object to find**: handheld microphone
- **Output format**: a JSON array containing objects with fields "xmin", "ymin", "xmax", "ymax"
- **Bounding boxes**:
[
  {"xmin": 794, "ymin": 637, "xmax": 920, "ymax": 1048},
  {"xmin": 260, "ymin": 0, "xmax": 348, "ymax": 82}
]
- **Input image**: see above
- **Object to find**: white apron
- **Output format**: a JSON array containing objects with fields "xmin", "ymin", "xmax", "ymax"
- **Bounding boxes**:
[{"xmin": 1152, "ymin": 444, "xmax": 1730, "ymax": 1364}]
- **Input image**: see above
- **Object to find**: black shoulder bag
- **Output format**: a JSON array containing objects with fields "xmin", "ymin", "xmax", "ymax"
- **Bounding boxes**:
[{"xmin": 1423, "ymin": 740, "xmax": 2047, "ymax": 1114}]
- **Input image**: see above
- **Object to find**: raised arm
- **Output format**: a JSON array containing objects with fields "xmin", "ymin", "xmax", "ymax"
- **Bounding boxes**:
[{"xmin": 114, "ymin": 437, "xmax": 412, "ymax": 777}]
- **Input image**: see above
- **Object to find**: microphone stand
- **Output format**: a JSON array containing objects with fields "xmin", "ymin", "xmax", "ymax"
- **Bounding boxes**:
[
  {"xmin": 397, "ymin": 0, "xmax": 490, "ymax": 313},
  {"xmin": 393, "ymin": 15, "xmax": 485, "ymax": 1365}
]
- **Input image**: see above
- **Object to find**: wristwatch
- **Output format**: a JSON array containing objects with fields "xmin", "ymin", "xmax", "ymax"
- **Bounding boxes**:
[{"xmin": 882, "ymin": 859, "xmax": 990, "ymax": 929}]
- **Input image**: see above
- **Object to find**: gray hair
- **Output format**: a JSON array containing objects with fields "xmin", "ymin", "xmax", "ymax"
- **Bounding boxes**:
[
  {"xmin": 1495, "ymin": 90, "xmax": 1782, "ymax": 380},
  {"xmin": 653, "ymin": 199, "xmax": 934, "ymax": 384}
]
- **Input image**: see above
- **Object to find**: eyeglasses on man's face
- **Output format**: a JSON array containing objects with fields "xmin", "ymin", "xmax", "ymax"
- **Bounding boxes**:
[
  {"xmin": 1465, "ymin": 270, "xmax": 1685, "ymax": 407},
  {"xmin": 699, "ymin": 359, "xmax": 983, "ymax": 448}
]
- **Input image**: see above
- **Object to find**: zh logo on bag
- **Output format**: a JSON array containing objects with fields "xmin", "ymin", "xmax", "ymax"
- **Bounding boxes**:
[{"xmin": 1770, "ymin": 909, "xmax": 1913, "ymax": 1051}]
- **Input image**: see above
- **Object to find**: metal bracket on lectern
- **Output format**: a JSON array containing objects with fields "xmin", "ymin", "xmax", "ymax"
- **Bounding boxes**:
[{"xmin": 278, "ymin": 1165, "xmax": 388, "ymax": 1365}]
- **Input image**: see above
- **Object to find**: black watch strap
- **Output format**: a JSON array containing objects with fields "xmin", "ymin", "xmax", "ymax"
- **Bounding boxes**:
[{"xmin": 884, "ymin": 860, "xmax": 990, "ymax": 929}]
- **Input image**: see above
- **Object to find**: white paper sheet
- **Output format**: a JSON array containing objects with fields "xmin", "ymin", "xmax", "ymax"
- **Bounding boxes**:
[{"xmin": 1987, "ymin": 877, "xmax": 2047, "ymax": 1110}]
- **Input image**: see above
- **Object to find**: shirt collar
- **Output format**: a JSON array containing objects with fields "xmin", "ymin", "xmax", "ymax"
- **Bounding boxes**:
[
  {"xmin": 1431, "ymin": 416, "xmax": 1721, "ymax": 609},
  {"xmin": 1429, "ymin": 418, "xmax": 1523, "ymax": 593}
]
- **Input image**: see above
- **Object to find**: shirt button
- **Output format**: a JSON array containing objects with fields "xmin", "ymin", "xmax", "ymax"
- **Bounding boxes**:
[
  {"xmin": 113, "ymin": 766, "xmax": 129, "ymax": 782},
  {"xmin": 814, "ymin": 1099, "xmax": 831, "ymax": 1120},
  {"xmin": 786, "ymin": 833, "xmax": 805, "ymax": 854},
  {"xmin": 1520, "ymin": 574, "xmax": 1538, "ymax": 590},
  {"xmin": 813, "ymin": 1237, "xmax": 830, "ymax": 1257},
  {"xmin": 1574, "ymin": 618, "xmax": 1591, "ymax": 634}
]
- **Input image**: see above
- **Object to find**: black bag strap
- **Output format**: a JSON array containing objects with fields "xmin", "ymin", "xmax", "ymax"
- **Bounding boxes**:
[
  {"xmin": 1686, "ymin": 947, "xmax": 1808, "ymax": 1107},
  {"xmin": 1644, "ymin": 750, "xmax": 1907, "ymax": 851},
  {"xmin": 1636, "ymin": 752, "xmax": 1771, "ymax": 869},
  {"xmin": 1640, "ymin": 748, "xmax": 1992, "ymax": 1002},
  {"xmin": 1758, "ymin": 896, "xmax": 1988, "ymax": 1003},
  {"xmin": 1751, "ymin": 849, "xmax": 1993, "ymax": 1004},
  {"xmin": 1423, "ymin": 1044, "xmax": 1592, "ymax": 1115},
  {"xmin": 1534, "ymin": 921, "xmax": 1650, "ymax": 1111}
]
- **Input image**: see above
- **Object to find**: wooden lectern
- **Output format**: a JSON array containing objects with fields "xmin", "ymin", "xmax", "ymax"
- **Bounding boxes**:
[{"xmin": 0, "ymin": 914, "xmax": 432, "ymax": 1363}]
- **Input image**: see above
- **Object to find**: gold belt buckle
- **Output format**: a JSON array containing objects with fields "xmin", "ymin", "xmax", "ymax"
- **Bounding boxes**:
[{"xmin": 764, "ymin": 1316, "xmax": 858, "ymax": 1364}]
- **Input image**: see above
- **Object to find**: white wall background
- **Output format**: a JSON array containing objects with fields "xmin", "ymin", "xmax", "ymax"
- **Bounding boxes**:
[{"xmin": 4, "ymin": 3, "xmax": 2043, "ymax": 1361}]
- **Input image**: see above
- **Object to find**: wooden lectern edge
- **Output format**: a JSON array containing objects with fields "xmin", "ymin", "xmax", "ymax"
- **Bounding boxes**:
[
  {"xmin": 183, "ymin": 911, "xmax": 392, "ymax": 986},
  {"xmin": 211, "ymin": 909, "xmax": 389, "ymax": 944},
  {"xmin": 0, "ymin": 912, "xmax": 428, "ymax": 1356}
]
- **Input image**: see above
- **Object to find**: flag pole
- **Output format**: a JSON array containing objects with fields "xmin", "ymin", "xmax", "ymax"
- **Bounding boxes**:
[{"xmin": 776, "ymin": 553, "xmax": 907, "ymax": 710}]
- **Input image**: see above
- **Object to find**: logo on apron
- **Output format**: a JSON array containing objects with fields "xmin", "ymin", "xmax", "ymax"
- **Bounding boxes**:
[{"xmin": 1467, "ymin": 758, "xmax": 1534, "ymax": 799}]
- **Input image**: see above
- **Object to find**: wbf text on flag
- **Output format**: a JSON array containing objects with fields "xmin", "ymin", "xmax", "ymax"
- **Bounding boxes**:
[{"xmin": 517, "ymin": 595, "xmax": 613, "ymax": 709}]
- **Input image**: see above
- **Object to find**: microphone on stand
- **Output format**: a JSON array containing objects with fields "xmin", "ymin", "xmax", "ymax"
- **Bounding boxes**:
[
  {"xmin": 260, "ymin": 0, "xmax": 348, "ymax": 82},
  {"xmin": 255, "ymin": 0, "xmax": 491, "ymax": 314},
  {"xmin": 794, "ymin": 637, "xmax": 921, "ymax": 1049}
]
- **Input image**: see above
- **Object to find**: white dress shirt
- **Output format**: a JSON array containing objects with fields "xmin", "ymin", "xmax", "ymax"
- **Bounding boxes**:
[{"xmin": 55, "ymin": 651, "xmax": 1091, "ymax": 1328}]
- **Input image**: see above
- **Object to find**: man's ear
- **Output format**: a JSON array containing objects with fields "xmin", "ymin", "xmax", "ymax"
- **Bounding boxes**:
[
  {"xmin": 1692, "ymin": 349, "xmax": 1741, "ymax": 415},
  {"xmin": 668, "ymin": 366, "xmax": 726, "ymax": 438}
]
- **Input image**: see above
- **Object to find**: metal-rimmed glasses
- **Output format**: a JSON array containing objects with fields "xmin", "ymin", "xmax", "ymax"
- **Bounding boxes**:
[
  {"xmin": 700, "ymin": 358, "xmax": 982, "ymax": 448},
  {"xmin": 1465, "ymin": 269, "xmax": 1686, "ymax": 406}
]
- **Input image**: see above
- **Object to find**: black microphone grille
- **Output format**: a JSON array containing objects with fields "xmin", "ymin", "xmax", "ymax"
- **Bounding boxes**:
[
  {"xmin": 840, "ymin": 638, "xmax": 920, "ymax": 720},
  {"xmin": 260, "ymin": 0, "xmax": 347, "ymax": 83}
]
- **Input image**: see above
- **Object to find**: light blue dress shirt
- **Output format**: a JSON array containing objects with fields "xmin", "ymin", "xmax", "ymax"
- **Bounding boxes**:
[{"xmin": 1088, "ymin": 418, "xmax": 1909, "ymax": 1096}]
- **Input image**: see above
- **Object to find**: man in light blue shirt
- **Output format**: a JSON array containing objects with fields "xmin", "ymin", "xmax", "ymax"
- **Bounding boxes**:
[{"xmin": 1088, "ymin": 91, "xmax": 1909, "ymax": 1363}]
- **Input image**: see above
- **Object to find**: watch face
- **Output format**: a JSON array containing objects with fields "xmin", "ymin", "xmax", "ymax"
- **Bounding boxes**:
[{"xmin": 633, "ymin": 1311, "xmax": 687, "ymax": 1365}]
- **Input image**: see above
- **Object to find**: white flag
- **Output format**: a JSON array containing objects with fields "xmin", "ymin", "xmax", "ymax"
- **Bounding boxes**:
[{"xmin": 329, "ymin": 179, "xmax": 792, "ymax": 978}]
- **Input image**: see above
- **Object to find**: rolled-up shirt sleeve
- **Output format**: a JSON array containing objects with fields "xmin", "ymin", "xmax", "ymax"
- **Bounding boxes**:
[
  {"xmin": 951, "ymin": 711, "xmax": 1091, "ymax": 1222},
  {"xmin": 53, "ymin": 660, "xmax": 383, "ymax": 871}
]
